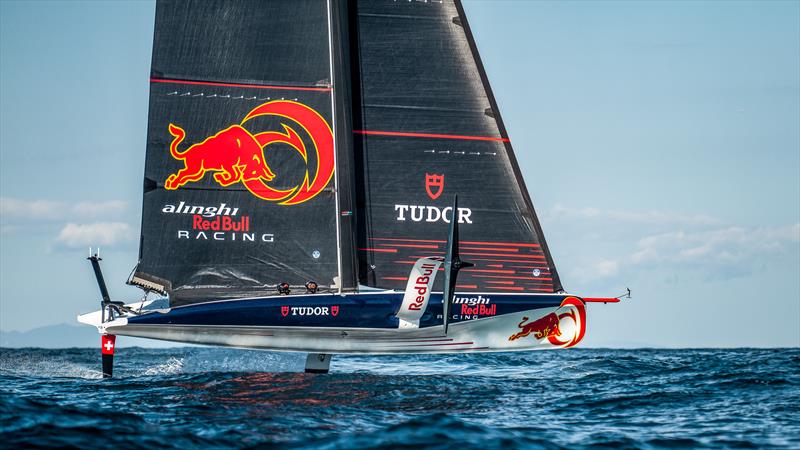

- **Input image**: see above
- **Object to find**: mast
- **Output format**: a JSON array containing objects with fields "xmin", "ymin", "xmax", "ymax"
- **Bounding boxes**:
[
  {"xmin": 326, "ymin": 0, "xmax": 343, "ymax": 294},
  {"xmin": 328, "ymin": 0, "xmax": 359, "ymax": 292}
]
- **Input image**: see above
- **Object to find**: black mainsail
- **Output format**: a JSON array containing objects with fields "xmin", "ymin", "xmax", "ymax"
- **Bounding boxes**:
[
  {"xmin": 134, "ymin": 0, "xmax": 351, "ymax": 305},
  {"xmin": 350, "ymin": 0, "xmax": 562, "ymax": 293}
]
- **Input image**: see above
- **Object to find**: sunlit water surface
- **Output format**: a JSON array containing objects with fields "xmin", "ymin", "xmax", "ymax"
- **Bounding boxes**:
[{"xmin": 1, "ymin": 348, "xmax": 798, "ymax": 449}]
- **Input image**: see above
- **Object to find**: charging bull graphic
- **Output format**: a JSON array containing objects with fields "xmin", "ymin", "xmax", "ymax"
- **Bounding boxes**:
[
  {"xmin": 508, "ymin": 297, "xmax": 586, "ymax": 348},
  {"xmin": 164, "ymin": 100, "xmax": 334, "ymax": 205},
  {"xmin": 508, "ymin": 313, "xmax": 561, "ymax": 341}
]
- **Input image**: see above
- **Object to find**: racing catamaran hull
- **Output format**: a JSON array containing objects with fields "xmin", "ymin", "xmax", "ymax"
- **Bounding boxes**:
[{"xmin": 79, "ymin": 292, "xmax": 586, "ymax": 354}]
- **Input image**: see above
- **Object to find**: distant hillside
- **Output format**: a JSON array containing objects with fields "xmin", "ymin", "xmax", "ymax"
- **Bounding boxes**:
[{"xmin": 0, "ymin": 324, "xmax": 184, "ymax": 348}]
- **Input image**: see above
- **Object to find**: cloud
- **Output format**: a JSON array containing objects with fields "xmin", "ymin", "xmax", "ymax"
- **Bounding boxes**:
[
  {"xmin": 0, "ymin": 197, "xmax": 127, "ymax": 222},
  {"xmin": 591, "ymin": 259, "xmax": 620, "ymax": 278},
  {"xmin": 1, "ymin": 197, "xmax": 136, "ymax": 250},
  {"xmin": 72, "ymin": 200, "xmax": 127, "ymax": 217},
  {"xmin": 613, "ymin": 223, "xmax": 797, "ymax": 280},
  {"xmin": 631, "ymin": 223, "xmax": 799, "ymax": 266},
  {"xmin": 549, "ymin": 205, "xmax": 800, "ymax": 282},
  {"xmin": 54, "ymin": 222, "xmax": 135, "ymax": 248},
  {"xmin": 0, "ymin": 198, "xmax": 68, "ymax": 220},
  {"xmin": 545, "ymin": 204, "xmax": 720, "ymax": 227}
]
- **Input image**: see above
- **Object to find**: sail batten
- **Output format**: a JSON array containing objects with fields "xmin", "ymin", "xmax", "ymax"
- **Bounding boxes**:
[
  {"xmin": 150, "ymin": 77, "xmax": 333, "ymax": 91},
  {"xmin": 353, "ymin": 130, "xmax": 509, "ymax": 142}
]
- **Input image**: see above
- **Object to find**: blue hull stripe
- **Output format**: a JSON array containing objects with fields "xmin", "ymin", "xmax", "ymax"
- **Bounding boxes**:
[{"xmin": 128, "ymin": 293, "xmax": 569, "ymax": 329}]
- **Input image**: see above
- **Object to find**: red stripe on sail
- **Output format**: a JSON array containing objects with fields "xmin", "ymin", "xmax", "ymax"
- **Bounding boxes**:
[
  {"xmin": 150, "ymin": 77, "xmax": 332, "ymax": 92},
  {"xmin": 464, "ymin": 258, "xmax": 551, "ymax": 265},
  {"xmin": 359, "ymin": 248, "xmax": 397, "ymax": 253},
  {"xmin": 462, "ymin": 268, "xmax": 515, "ymax": 274},
  {"xmin": 354, "ymin": 130, "xmax": 509, "ymax": 142},
  {"xmin": 406, "ymin": 255, "xmax": 550, "ymax": 266},
  {"xmin": 462, "ymin": 241, "xmax": 540, "ymax": 248},
  {"xmin": 460, "ymin": 247, "xmax": 519, "ymax": 253},
  {"xmin": 370, "ymin": 237, "xmax": 445, "ymax": 243},
  {"xmin": 460, "ymin": 252, "xmax": 546, "ymax": 259},
  {"xmin": 369, "ymin": 238, "xmax": 540, "ymax": 249},
  {"xmin": 378, "ymin": 243, "xmax": 440, "ymax": 249},
  {"xmin": 473, "ymin": 274, "xmax": 554, "ymax": 281}
]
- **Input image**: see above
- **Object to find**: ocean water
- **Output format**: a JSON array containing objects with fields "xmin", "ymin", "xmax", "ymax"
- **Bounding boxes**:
[{"xmin": 1, "ymin": 348, "xmax": 798, "ymax": 449}]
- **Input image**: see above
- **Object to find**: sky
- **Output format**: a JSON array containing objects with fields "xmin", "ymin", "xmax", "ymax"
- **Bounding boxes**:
[{"xmin": 1, "ymin": 0, "xmax": 798, "ymax": 348}]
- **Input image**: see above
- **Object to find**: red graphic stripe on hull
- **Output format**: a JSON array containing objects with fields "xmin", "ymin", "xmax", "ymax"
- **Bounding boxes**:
[
  {"xmin": 354, "ymin": 130, "xmax": 509, "ymax": 142},
  {"xmin": 397, "ymin": 341, "xmax": 476, "ymax": 347},
  {"xmin": 150, "ymin": 77, "xmax": 332, "ymax": 92},
  {"xmin": 371, "ymin": 338, "xmax": 453, "ymax": 343}
]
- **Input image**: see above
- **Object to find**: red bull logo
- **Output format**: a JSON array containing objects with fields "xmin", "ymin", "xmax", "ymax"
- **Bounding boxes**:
[
  {"xmin": 508, "ymin": 313, "xmax": 561, "ymax": 341},
  {"xmin": 508, "ymin": 297, "xmax": 587, "ymax": 348},
  {"xmin": 164, "ymin": 100, "xmax": 334, "ymax": 205}
]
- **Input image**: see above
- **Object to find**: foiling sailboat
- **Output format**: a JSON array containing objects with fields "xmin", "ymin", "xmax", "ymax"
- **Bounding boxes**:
[{"xmin": 78, "ymin": 0, "xmax": 625, "ymax": 377}]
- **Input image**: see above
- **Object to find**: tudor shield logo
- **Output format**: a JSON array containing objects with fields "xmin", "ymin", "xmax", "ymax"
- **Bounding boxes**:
[
  {"xmin": 395, "ymin": 172, "xmax": 472, "ymax": 224},
  {"xmin": 425, "ymin": 173, "xmax": 444, "ymax": 200},
  {"xmin": 165, "ymin": 100, "xmax": 334, "ymax": 205},
  {"xmin": 281, "ymin": 306, "xmax": 289, "ymax": 317}
]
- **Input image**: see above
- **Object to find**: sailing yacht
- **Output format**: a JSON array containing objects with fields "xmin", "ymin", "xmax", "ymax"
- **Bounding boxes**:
[{"xmin": 78, "ymin": 0, "xmax": 622, "ymax": 376}]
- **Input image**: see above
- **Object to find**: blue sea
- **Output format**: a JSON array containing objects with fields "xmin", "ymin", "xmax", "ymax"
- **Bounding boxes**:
[{"xmin": 1, "ymin": 348, "xmax": 798, "ymax": 449}]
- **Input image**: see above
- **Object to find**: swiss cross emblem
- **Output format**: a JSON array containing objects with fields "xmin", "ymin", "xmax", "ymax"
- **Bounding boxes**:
[
  {"xmin": 425, "ymin": 173, "xmax": 444, "ymax": 200},
  {"xmin": 101, "ymin": 335, "xmax": 116, "ymax": 355},
  {"xmin": 331, "ymin": 305, "xmax": 339, "ymax": 317},
  {"xmin": 281, "ymin": 306, "xmax": 289, "ymax": 317}
]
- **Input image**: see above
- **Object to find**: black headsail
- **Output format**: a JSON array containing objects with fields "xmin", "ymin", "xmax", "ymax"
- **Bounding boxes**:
[
  {"xmin": 351, "ymin": 0, "xmax": 563, "ymax": 294},
  {"xmin": 133, "ymin": 0, "xmax": 356, "ymax": 305}
]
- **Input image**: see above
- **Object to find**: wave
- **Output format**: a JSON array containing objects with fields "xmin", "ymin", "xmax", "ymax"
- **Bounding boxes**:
[{"xmin": 1, "ymin": 348, "xmax": 799, "ymax": 449}]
